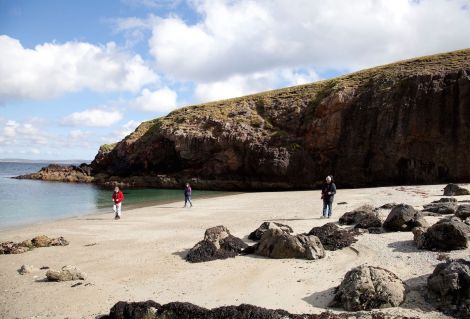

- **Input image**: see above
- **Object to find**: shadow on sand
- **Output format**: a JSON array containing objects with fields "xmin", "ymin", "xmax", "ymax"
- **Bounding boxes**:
[
  {"xmin": 387, "ymin": 240, "xmax": 421, "ymax": 253},
  {"xmin": 302, "ymin": 286, "xmax": 336, "ymax": 309},
  {"xmin": 172, "ymin": 248, "xmax": 190, "ymax": 260},
  {"xmin": 400, "ymin": 274, "xmax": 438, "ymax": 313}
]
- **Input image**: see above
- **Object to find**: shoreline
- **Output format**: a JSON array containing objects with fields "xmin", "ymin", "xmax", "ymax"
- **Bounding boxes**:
[
  {"xmin": 1, "ymin": 184, "xmax": 469, "ymax": 318},
  {"xmin": 0, "ymin": 190, "xmax": 239, "ymax": 232}
]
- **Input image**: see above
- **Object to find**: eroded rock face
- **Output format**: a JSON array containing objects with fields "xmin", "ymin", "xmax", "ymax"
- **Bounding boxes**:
[
  {"xmin": 443, "ymin": 184, "xmax": 470, "ymax": 196},
  {"xmin": 383, "ymin": 204, "xmax": 428, "ymax": 231},
  {"xmin": 413, "ymin": 219, "xmax": 468, "ymax": 251},
  {"xmin": 330, "ymin": 265, "xmax": 406, "ymax": 311},
  {"xmin": 185, "ymin": 226, "xmax": 247, "ymax": 263},
  {"xmin": 428, "ymin": 259, "xmax": 470, "ymax": 318},
  {"xmin": 246, "ymin": 228, "xmax": 325, "ymax": 260},
  {"xmin": 104, "ymin": 300, "xmax": 416, "ymax": 319},
  {"xmin": 46, "ymin": 265, "xmax": 87, "ymax": 281},
  {"xmin": 248, "ymin": 222, "xmax": 293, "ymax": 241},
  {"xmin": 307, "ymin": 223, "xmax": 358, "ymax": 250},
  {"xmin": 17, "ymin": 50, "xmax": 470, "ymax": 191}
]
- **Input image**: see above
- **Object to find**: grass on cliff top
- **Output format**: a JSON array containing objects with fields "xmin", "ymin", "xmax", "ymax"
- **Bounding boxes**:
[{"xmin": 103, "ymin": 48, "xmax": 470, "ymax": 145}]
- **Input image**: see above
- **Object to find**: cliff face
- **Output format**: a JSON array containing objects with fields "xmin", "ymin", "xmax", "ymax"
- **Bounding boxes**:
[{"xmin": 27, "ymin": 49, "xmax": 470, "ymax": 190}]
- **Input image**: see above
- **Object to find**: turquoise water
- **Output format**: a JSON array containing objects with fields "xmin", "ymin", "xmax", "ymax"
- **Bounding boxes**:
[{"xmin": 0, "ymin": 162, "xmax": 223, "ymax": 229}]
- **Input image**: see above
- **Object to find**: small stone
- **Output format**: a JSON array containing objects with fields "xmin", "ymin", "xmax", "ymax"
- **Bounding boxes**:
[{"xmin": 46, "ymin": 265, "xmax": 87, "ymax": 281}]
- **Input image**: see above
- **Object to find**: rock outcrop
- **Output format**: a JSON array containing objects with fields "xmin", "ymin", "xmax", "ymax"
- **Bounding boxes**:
[
  {"xmin": 46, "ymin": 265, "xmax": 87, "ymax": 281},
  {"xmin": 104, "ymin": 300, "xmax": 416, "ymax": 319},
  {"xmin": 307, "ymin": 223, "xmax": 358, "ymax": 250},
  {"xmin": 247, "ymin": 222, "xmax": 293, "ymax": 241},
  {"xmin": 443, "ymin": 183, "xmax": 470, "ymax": 196},
  {"xmin": 383, "ymin": 204, "xmax": 428, "ymax": 231},
  {"xmin": 245, "ymin": 228, "xmax": 325, "ymax": 260},
  {"xmin": 428, "ymin": 259, "xmax": 470, "ymax": 318},
  {"xmin": 15, "ymin": 164, "xmax": 92, "ymax": 183},
  {"xmin": 330, "ymin": 265, "xmax": 406, "ymax": 311},
  {"xmin": 17, "ymin": 49, "xmax": 470, "ymax": 191},
  {"xmin": 413, "ymin": 218, "xmax": 469, "ymax": 251},
  {"xmin": 185, "ymin": 226, "xmax": 247, "ymax": 263}
]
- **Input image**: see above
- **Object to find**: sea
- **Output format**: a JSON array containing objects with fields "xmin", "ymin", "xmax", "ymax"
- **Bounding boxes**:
[{"xmin": 0, "ymin": 162, "xmax": 224, "ymax": 229}]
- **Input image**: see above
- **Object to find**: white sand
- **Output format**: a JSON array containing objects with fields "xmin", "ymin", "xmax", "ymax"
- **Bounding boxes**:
[{"xmin": 1, "ymin": 184, "xmax": 469, "ymax": 319}]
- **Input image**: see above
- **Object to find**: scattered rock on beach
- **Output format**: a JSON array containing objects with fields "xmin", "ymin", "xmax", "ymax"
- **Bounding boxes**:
[
  {"xmin": 443, "ymin": 183, "xmax": 470, "ymax": 196},
  {"xmin": 247, "ymin": 221, "xmax": 293, "ymax": 241},
  {"xmin": 0, "ymin": 242, "xmax": 30, "ymax": 254},
  {"xmin": 245, "ymin": 228, "xmax": 325, "ymax": 260},
  {"xmin": 330, "ymin": 265, "xmax": 406, "ymax": 311},
  {"xmin": 105, "ymin": 300, "xmax": 415, "ymax": 319},
  {"xmin": 46, "ymin": 265, "xmax": 87, "ymax": 281},
  {"xmin": 186, "ymin": 226, "xmax": 247, "ymax": 263},
  {"xmin": 339, "ymin": 205, "xmax": 382, "ymax": 230},
  {"xmin": 428, "ymin": 259, "xmax": 470, "ymax": 318},
  {"xmin": 455, "ymin": 204, "xmax": 470, "ymax": 220},
  {"xmin": 422, "ymin": 201, "xmax": 458, "ymax": 215},
  {"xmin": 18, "ymin": 264, "xmax": 39, "ymax": 275},
  {"xmin": 379, "ymin": 203, "xmax": 398, "ymax": 209},
  {"xmin": 413, "ymin": 218, "xmax": 468, "ymax": 251},
  {"xmin": 0, "ymin": 236, "xmax": 69, "ymax": 255},
  {"xmin": 307, "ymin": 223, "xmax": 358, "ymax": 250},
  {"xmin": 383, "ymin": 204, "xmax": 428, "ymax": 231}
]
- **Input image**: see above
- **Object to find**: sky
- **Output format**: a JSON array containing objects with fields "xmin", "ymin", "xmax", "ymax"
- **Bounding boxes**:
[{"xmin": 0, "ymin": 0, "xmax": 469, "ymax": 160}]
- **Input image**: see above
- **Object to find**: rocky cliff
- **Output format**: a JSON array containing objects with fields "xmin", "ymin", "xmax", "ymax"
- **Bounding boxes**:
[{"xmin": 20, "ymin": 49, "xmax": 470, "ymax": 190}]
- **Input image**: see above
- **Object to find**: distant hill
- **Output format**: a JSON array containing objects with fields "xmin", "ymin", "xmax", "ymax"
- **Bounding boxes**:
[{"xmin": 20, "ymin": 49, "xmax": 470, "ymax": 190}]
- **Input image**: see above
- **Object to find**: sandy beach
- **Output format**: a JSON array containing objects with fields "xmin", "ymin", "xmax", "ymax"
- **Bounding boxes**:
[{"xmin": 1, "ymin": 184, "xmax": 469, "ymax": 319}]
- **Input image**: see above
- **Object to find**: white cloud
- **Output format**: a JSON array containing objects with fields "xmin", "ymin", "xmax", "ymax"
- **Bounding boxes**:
[
  {"xmin": 194, "ymin": 68, "xmax": 320, "ymax": 102},
  {"xmin": 131, "ymin": 87, "xmax": 178, "ymax": 113},
  {"xmin": 0, "ymin": 119, "xmax": 49, "ymax": 146},
  {"xmin": 61, "ymin": 109, "xmax": 123, "ymax": 127},
  {"xmin": 115, "ymin": 120, "xmax": 141, "ymax": 140},
  {"xmin": 147, "ymin": 0, "xmax": 470, "ymax": 83},
  {"xmin": 0, "ymin": 35, "xmax": 158, "ymax": 102}
]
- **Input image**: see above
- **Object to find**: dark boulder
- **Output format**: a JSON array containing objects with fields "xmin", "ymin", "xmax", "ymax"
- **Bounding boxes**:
[
  {"xmin": 422, "ymin": 202, "xmax": 458, "ymax": 215},
  {"xmin": 109, "ymin": 300, "xmax": 161, "ymax": 319},
  {"xmin": 413, "ymin": 218, "xmax": 468, "ymax": 251},
  {"xmin": 383, "ymin": 204, "xmax": 428, "ymax": 231},
  {"xmin": 444, "ymin": 183, "xmax": 470, "ymax": 196},
  {"xmin": 456, "ymin": 204, "xmax": 470, "ymax": 220},
  {"xmin": 307, "ymin": 223, "xmax": 358, "ymax": 250},
  {"xmin": 247, "ymin": 222, "xmax": 293, "ymax": 241},
  {"xmin": 104, "ymin": 300, "xmax": 416, "ymax": 319},
  {"xmin": 428, "ymin": 259, "xmax": 470, "ymax": 318},
  {"xmin": 339, "ymin": 205, "xmax": 375, "ymax": 225},
  {"xmin": 379, "ymin": 203, "xmax": 398, "ymax": 209},
  {"xmin": 432, "ymin": 197, "xmax": 458, "ymax": 203},
  {"xmin": 186, "ymin": 226, "xmax": 247, "ymax": 263},
  {"xmin": 330, "ymin": 265, "xmax": 406, "ymax": 311},
  {"xmin": 245, "ymin": 228, "xmax": 325, "ymax": 260}
]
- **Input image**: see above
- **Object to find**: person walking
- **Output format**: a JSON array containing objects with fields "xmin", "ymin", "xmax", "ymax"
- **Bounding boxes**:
[
  {"xmin": 112, "ymin": 186, "xmax": 124, "ymax": 220},
  {"xmin": 321, "ymin": 175, "xmax": 336, "ymax": 218},
  {"xmin": 184, "ymin": 183, "xmax": 193, "ymax": 208}
]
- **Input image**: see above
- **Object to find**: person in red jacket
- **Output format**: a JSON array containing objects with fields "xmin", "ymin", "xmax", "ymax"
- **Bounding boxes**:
[{"xmin": 112, "ymin": 186, "xmax": 124, "ymax": 220}]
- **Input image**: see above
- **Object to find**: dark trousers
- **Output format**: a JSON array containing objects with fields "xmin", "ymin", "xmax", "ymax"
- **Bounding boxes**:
[
  {"xmin": 322, "ymin": 198, "xmax": 333, "ymax": 217},
  {"xmin": 184, "ymin": 195, "xmax": 192, "ymax": 206}
]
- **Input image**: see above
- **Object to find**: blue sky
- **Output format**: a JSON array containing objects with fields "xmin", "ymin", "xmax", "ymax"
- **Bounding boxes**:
[{"xmin": 1, "ymin": 0, "xmax": 469, "ymax": 160}]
